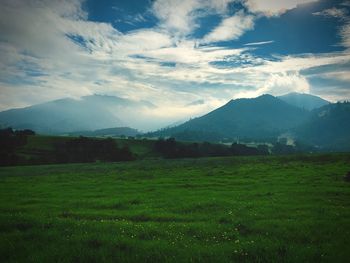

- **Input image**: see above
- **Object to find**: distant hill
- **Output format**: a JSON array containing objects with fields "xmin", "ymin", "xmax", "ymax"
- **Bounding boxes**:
[
  {"xmin": 68, "ymin": 127, "xmax": 139, "ymax": 137},
  {"xmin": 149, "ymin": 94, "xmax": 309, "ymax": 141},
  {"xmin": 0, "ymin": 95, "xmax": 156, "ymax": 134},
  {"xmin": 296, "ymin": 102, "xmax": 350, "ymax": 151},
  {"xmin": 3, "ymin": 92, "xmax": 348, "ymax": 150},
  {"xmin": 278, "ymin": 92, "xmax": 329, "ymax": 110}
]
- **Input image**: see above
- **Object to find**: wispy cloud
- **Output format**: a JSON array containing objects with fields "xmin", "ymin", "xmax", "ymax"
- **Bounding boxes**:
[
  {"xmin": 341, "ymin": 23, "xmax": 350, "ymax": 48},
  {"xmin": 311, "ymin": 6, "xmax": 350, "ymax": 49},
  {"xmin": 151, "ymin": 0, "xmax": 237, "ymax": 36},
  {"xmin": 244, "ymin": 40, "xmax": 274, "ymax": 46},
  {"xmin": 313, "ymin": 7, "xmax": 348, "ymax": 19},
  {"xmin": 245, "ymin": 0, "xmax": 319, "ymax": 16},
  {"xmin": 0, "ymin": 0, "xmax": 349, "ymax": 123},
  {"xmin": 151, "ymin": 0, "xmax": 208, "ymax": 36},
  {"xmin": 202, "ymin": 11, "xmax": 254, "ymax": 43}
]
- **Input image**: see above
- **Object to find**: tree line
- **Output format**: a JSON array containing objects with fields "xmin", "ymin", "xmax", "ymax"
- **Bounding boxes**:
[
  {"xmin": 54, "ymin": 136, "xmax": 134, "ymax": 163},
  {"xmin": 0, "ymin": 128, "xmax": 36, "ymax": 166},
  {"xmin": 154, "ymin": 138, "xmax": 270, "ymax": 159},
  {"xmin": 153, "ymin": 137, "xmax": 315, "ymax": 159},
  {"xmin": 0, "ymin": 128, "xmax": 134, "ymax": 166},
  {"xmin": 0, "ymin": 128, "xmax": 316, "ymax": 166}
]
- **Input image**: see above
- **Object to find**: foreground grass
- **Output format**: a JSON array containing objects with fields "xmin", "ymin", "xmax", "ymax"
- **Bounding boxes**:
[{"xmin": 0, "ymin": 154, "xmax": 349, "ymax": 262}]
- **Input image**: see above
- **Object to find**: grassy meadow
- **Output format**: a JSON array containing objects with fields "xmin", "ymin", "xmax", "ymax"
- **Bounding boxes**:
[{"xmin": 0, "ymin": 154, "xmax": 350, "ymax": 262}]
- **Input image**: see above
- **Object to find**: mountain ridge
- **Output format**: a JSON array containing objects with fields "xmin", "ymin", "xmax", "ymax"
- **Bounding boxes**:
[
  {"xmin": 0, "ymin": 94, "xmax": 155, "ymax": 134},
  {"xmin": 1, "ymin": 92, "xmax": 345, "ymax": 150},
  {"xmin": 296, "ymin": 101, "xmax": 350, "ymax": 150},
  {"xmin": 149, "ymin": 94, "xmax": 310, "ymax": 141},
  {"xmin": 278, "ymin": 92, "xmax": 329, "ymax": 110}
]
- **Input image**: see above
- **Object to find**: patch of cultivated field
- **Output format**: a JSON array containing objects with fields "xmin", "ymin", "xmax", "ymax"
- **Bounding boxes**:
[{"xmin": 0, "ymin": 154, "xmax": 350, "ymax": 262}]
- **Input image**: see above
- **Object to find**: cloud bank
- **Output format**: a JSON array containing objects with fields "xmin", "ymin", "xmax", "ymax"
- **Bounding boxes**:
[{"xmin": 0, "ymin": 0, "xmax": 349, "ymax": 129}]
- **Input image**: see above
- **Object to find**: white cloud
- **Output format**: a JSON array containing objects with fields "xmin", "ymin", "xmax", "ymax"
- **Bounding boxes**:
[
  {"xmin": 1, "ymin": 0, "xmax": 350, "ymax": 127},
  {"xmin": 244, "ymin": 40, "xmax": 274, "ymax": 46},
  {"xmin": 313, "ymin": 7, "xmax": 348, "ymax": 19},
  {"xmin": 244, "ymin": 0, "xmax": 318, "ymax": 16},
  {"xmin": 340, "ymin": 23, "xmax": 350, "ymax": 48},
  {"xmin": 255, "ymin": 53, "xmax": 350, "ymax": 73},
  {"xmin": 152, "ymin": 0, "xmax": 200, "ymax": 35},
  {"xmin": 202, "ymin": 11, "xmax": 254, "ymax": 43},
  {"xmin": 260, "ymin": 72, "xmax": 310, "ymax": 95},
  {"xmin": 311, "ymin": 7, "xmax": 350, "ymax": 49},
  {"xmin": 138, "ymin": 41, "xmax": 244, "ymax": 65},
  {"xmin": 205, "ymin": 0, "xmax": 234, "ymax": 13},
  {"xmin": 322, "ymin": 70, "xmax": 350, "ymax": 82},
  {"xmin": 223, "ymin": 72, "xmax": 311, "ymax": 99},
  {"xmin": 151, "ymin": 0, "xmax": 235, "ymax": 36},
  {"xmin": 342, "ymin": 1, "xmax": 350, "ymax": 7}
]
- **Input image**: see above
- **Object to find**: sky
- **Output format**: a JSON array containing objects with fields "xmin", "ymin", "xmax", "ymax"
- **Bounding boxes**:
[{"xmin": 0, "ymin": 0, "xmax": 350, "ymax": 121}]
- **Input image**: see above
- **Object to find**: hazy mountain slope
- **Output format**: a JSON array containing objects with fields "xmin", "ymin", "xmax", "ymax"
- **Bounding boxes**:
[
  {"xmin": 151, "ymin": 95, "xmax": 309, "ymax": 141},
  {"xmin": 296, "ymin": 102, "xmax": 350, "ymax": 150},
  {"xmin": 0, "ymin": 95, "xmax": 155, "ymax": 134},
  {"xmin": 278, "ymin": 92, "xmax": 329, "ymax": 110}
]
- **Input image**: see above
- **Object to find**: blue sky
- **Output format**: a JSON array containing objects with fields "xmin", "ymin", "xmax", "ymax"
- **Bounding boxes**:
[{"xmin": 0, "ymin": 0, "xmax": 350, "ymax": 122}]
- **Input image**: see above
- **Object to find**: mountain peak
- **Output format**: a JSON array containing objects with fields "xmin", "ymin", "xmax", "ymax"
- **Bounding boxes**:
[
  {"xmin": 151, "ymin": 93, "xmax": 309, "ymax": 141},
  {"xmin": 278, "ymin": 92, "xmax": 329, "ymax": 110},
  {"xmin": 228, "ymin": 94, "xmax": 276, "ymax": 104},
  {"xmin": 256, "ymin": 94, "xmax": 277, "ymax": 100}
]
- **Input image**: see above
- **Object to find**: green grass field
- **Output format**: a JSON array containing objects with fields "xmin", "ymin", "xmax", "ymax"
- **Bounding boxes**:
[{"xmin": 1, "ymin": 154, "xmax": 350, "ymax": 262}]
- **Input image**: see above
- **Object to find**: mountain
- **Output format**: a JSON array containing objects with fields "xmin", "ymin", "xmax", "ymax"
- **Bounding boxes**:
[
  {"xmin": 68, "ymin": 127, "xmax": 139, "ymax": 137},
  {"xmin": 296, "ymin": 102, "xmax": 350, "ymax": 151},
  {"xmin": 0, "ymin": 95, "xmax": 156, "ymax": 134},
  {"xmin": 150, "ymin": 94, "xmax": 309, "ymax": 141},
  {"xmin": 278, "ymin": 92, "xmax": 329, "ymax": 110}
]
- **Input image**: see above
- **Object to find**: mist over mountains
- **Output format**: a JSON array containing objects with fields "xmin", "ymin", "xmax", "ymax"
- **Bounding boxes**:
[
  {"xmin": 0, "ymin": 94, "xmax": 163, "ymax": 133},
  {"xmin": 0, "ymin": 92, "xmax": 349, "ymax": 151}
]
